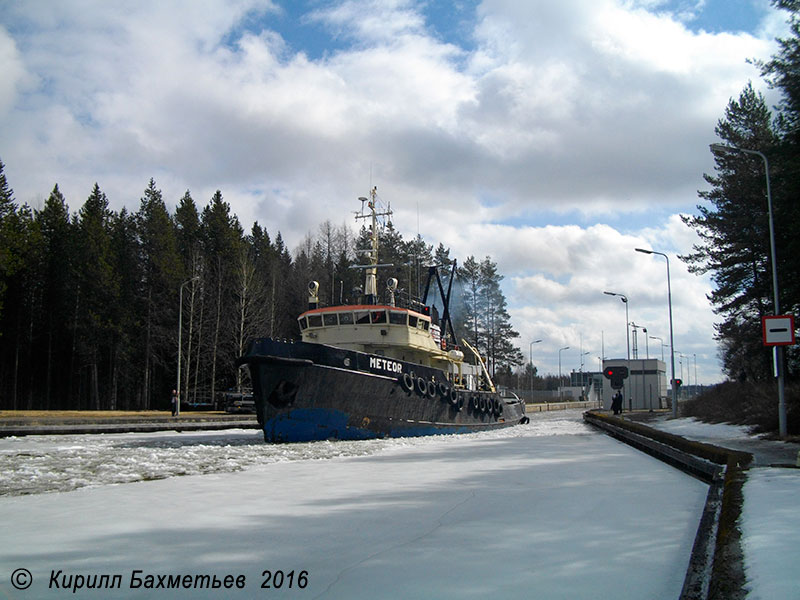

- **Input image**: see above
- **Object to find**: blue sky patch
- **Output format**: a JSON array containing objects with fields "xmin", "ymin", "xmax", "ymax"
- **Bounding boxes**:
[{"xmin": 662, "ymin": 0, "xmax": 769, "ymax": 35}]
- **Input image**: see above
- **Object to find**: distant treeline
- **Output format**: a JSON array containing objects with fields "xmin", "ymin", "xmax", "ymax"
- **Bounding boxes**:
[{"xmin": 0, "ymin": 165, "xmax": 522, "ymax": 411}]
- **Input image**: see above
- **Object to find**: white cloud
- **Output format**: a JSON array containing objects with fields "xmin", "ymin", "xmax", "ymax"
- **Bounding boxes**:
[
  {"xmin": 0, "ymin": 27, "xmax": 25, "ymax": 115},
  {"xmin": 0, "ymin": 0, "xmax": 784, "ymax": 383}
]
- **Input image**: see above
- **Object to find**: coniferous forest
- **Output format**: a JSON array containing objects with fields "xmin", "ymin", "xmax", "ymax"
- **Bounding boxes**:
[{"xmin": 0, "ymin": 167, "xmax": 522, "ymax": 411}]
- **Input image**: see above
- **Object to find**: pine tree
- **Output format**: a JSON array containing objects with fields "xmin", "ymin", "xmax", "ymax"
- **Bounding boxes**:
[
  {"xmin": 458, "ymin": 256, "xmax": 482, "ymax": 350},
  {"xmin": 758, "ymin": 0, "xmax": 800, "ymax": 325},
  {"xmin": 681, "ymin": 84, "xmax": 779, "ymax": 380},
  {"xmin": 479, "ymin": 256, "xmax": 523, "ymax": 375}
]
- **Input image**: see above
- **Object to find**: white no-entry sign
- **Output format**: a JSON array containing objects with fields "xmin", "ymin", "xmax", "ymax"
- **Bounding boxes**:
[{"xmin": 762, "ymin": 315, "xmax": 796, "ymax": 346}]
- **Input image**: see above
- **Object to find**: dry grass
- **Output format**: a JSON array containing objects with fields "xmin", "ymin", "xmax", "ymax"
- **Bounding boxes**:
[
  {"xmin": 0, "ymin": 410, "xmax": 224, "ymax": 422},
  {"xmin": 682, "ymin": 380, "xmax": 800, "ymax": 435}
]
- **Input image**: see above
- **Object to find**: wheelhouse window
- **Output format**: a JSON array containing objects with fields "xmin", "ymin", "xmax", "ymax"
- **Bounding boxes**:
[
  {"xmin": 298, "ymin": 316, "xmax": 308, "ymax": 330},
  {"xmin": 307, "ymin": 314, "xmax": 323, "ymax": 328},
  {"xmin": 421, "ymin": 320, "xmax": 430, "ymax": 331},
  {"xmin": 338, "ymin": 312, "xmax": 354, "ymax": 324},
  {"xmin": 389, "ymin": 311, "xmax": 406, "ymax": 325},
  {"xmin": 371, "ymin": 310, "xmax": 387, "ymax": 324},
  {"xmin": 408, "ymin": 315, "xmax": 418, "ymax": 328},
  {"xmin": 323, "ymin": 313, "xmax": 338, "ymax": 326},
  {"xmin": 355, "ymin": 311, "xmax": 371, "ymax": 325}
]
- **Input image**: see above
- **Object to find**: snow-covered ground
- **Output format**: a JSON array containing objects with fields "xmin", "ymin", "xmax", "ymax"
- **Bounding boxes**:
[
  {"xmin": 649, "ymin": 416, "xmax": 798, "ymax": 467},
  {"xmin": 1, "ymin": 411, "xmax": 709, "ymax": 599},
  {"xmin": 649, "ymin": 416, "xmax": 800, "ymax": 600},
  {"xmin": 741, "ymin": 468, "xmax": 800, "ymax": 600}
]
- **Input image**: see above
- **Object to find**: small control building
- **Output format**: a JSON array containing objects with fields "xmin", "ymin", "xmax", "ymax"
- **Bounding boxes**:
[{"xmin": 602, "ymin": 359, "xmax": 667, "ymax": 411}]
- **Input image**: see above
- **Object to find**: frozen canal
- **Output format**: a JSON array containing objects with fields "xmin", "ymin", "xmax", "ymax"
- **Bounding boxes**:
[{"xmin": 1, "ymin": 410, "xmax": 708, "ymax": 599}]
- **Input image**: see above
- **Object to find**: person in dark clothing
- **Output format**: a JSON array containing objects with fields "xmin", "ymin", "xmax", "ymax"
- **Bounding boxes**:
[
  {"xmin": 611, "ymin": 391, "xmax": 623, "ymax": 415},
  {"xmin": 171, "ymin": 389, "xmax": 179, "ymax": 417}
]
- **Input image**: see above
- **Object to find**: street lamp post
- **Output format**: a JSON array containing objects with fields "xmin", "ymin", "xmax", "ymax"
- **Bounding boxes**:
[
  {"xmin": 635, "ymin": 248, "xmax": 678, "ymax": 418},
  {"xmin": 710, "ymin": 143, "xmax": 786, "ymax": 437},
  {"xmin": 579, "ymin": 351, "xmax": 590, "ymax": 400},
  {"xmin": 604, "ymin": 292, "xmax": 630, "ymax": 362},
  {"xmin": 177, "ymin": 276, "xmax": 199, "ymax": 417},
  {"xmin": 630, "ymin": 322, "xmax": 645, "ymax": 359},
  {"xmin": 529, "ymin": 339, "xmax": 542, "ymax": 403},
  {"xmin": 650, "ymin": 335, "xmax": 665, "ymax": 362},
  {"xmin": 558, "ymin": 346, "xmax": 570, "ymax": 400},
  {"xmin": 604, "ymin": 291, "xmax": 630, "ymax": 409},
  {"xmin": 678, "ymin": 353, "xmax": 687, "ymax": 386}
]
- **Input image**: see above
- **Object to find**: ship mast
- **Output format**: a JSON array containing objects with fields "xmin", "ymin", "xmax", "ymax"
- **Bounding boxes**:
[{"xmin": 355, "ymin": 187, "xmax": 392, "ymax": 304}]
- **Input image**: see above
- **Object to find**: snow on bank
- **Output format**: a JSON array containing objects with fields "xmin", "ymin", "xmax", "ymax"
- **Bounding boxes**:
[
  {"xmin": 742, "ymin": 468, "xmax": 800, "ymax": 600},
  {"xmin": 645, "ymin": 415, "xmax": 800, "ymax": 599},
  {"xmin": 0, "ymin": 412, "xmax": 708, "ymax": 599},
  {"xmin": 647, "ymin": 416, "xmax": 797, "ymax": 466}
]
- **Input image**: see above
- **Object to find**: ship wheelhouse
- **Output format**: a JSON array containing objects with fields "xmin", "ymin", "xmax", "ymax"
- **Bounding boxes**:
[{"xmin": 297, "ymin": 304, "xmax": 449, "ymax": 366}]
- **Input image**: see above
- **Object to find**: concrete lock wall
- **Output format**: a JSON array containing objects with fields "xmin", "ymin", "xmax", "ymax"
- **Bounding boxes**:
[{"xmin": 602, "ymin": 359, "xmax": 667, "ymax": 411}]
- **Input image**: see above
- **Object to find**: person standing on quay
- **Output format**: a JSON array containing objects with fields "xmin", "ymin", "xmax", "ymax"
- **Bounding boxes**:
[
  {"xmin": 611, "ymin": 391, "xmax": 623, "ymax": 415},
  {"xmin": 171, "ymin": 390, "xmax": 179, "ymax": 417}
]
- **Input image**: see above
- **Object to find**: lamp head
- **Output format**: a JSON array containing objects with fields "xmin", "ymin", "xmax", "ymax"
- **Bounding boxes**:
[{"xmin": 710, "ymin": 143, "xmax": 732, "ymax": 153}]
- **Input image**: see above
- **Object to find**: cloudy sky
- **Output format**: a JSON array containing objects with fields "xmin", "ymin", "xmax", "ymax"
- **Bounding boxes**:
[{"xmin": 0, "ymin": 0, "xmax": 790, "ymax": 384}]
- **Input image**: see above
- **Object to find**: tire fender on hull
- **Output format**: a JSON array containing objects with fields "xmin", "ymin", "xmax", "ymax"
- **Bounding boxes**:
[
  {"xmin": 399, "ymin": 372, "xmax": 415, "ymax": 394},
  {"xmin": 425, "ymin": 380, "xmax": 437, "ymax": 399}
]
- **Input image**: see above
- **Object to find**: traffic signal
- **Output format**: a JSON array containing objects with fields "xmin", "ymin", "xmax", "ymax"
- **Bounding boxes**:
[
  {"xmin": 603, "ymin": 366, "xmax": 629, "ymax": 389},
  {"xmin": 672, "ymin": 378, "xmax": 682, "ymax": 388}
]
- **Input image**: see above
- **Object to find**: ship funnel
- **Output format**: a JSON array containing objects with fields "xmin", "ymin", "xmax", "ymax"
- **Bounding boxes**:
[
  {"xmin": 387, "ymin": 278, "xmax": 398, "ymax": 306},
  {"xmin": 308, "ymin": 280, "xmax": 319, "ymax": 310}
]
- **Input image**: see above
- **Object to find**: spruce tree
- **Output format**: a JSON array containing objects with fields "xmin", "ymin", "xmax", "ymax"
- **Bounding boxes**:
[
  {"xmin": 0, "ymin": 159, "xmax": 16, "ymax": 322},
  {"xmin": 200, "ymin": 190, "xmax": 244, "ymax": 400},
  {"xmin": 74, "ymin": 183, "xmax": 118, "ymax": 409},
  {"xmin": 109, "ymin": 208, "xmax": 140, "ymax": 409},
  {"xmin": 35, "ymin": 185, "xmax": 75, "ymax": 408},
  {"xmin": 136, "ymin": 179, "xmax": 182, "ymax": 409}
]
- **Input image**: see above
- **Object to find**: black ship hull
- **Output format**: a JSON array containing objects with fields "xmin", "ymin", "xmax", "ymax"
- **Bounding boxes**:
[{"xmin": 238, "ymin": 338, "xmax": 528, "ymax": 443}]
